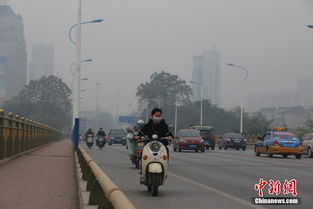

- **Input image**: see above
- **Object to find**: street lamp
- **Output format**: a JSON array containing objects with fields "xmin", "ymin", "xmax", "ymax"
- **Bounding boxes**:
[
  {"xmin": 69, "ymin": 10, "xmax": 102, "ymax": 151},
  {"xmin": 96, "ymin": 82, "xmax": 101, "ymax": 112},
  {"xmin": 69, "ymin": 19, "xmax": 103, "ymax": 44},
  {"xmin": 190, "ymin": 81, "xmax": 203, "ymax": 125},
  {"xmin": 227, "ymin": 63, "xmax": 249, "ymax": 134},
  {"xmin": 69, "ymin": 59, "xmax": 93, "ymax": 75},
  {"xmin": 116, "ymin": 93, "xmax": 120, "ymax": 126},
  {"xmin": 174, "ymin": 94, "xmax": 178, "ymax": 135},
  {"xmin": 307, "ymin": 24, "xmax": 313, "ymax": 29}
]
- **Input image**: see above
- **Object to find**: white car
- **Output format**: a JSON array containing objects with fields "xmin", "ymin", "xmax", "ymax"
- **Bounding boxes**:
[{"xmin": 302, "ymin": 133, "xmax": 313, "ymax": 158}]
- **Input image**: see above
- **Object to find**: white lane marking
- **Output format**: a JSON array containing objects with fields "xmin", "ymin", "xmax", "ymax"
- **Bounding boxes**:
[{"xmin": 169, "ymin": 172, "xmax": 266, "ymax": 209}]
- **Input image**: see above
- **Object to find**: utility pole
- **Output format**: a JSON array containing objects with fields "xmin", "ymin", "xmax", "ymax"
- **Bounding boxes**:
[{"xmin": 96, "ymin": 82, "xmax": 101, "ymax": 112}]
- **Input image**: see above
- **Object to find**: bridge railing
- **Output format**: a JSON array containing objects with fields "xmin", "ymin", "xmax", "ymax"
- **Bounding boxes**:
[
  {"xmin": 77, "ymin": 146, "xmax": 136, "ymax": 209},
  {"xmin": 0, "ymin": 109, "xmax": 64, "ymax": 160}
]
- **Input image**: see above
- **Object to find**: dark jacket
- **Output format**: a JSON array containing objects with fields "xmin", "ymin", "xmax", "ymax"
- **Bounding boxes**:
[
  {"xmin": 138, "ymin": 119, "xmax": 174, "ymax": 146},
  {"xmin": 97, "ymin": 130, "xmax": 106, "ymax": 137}
]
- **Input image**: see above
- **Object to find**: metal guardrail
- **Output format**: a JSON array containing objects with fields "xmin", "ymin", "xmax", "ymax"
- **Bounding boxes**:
[
  {"xmin": 77, "ymin": 146, "xmax": 136, "ymax": 209},
  {"xmin": 0, "ymin": 109, "xmax": 64, "ymax": 160}
]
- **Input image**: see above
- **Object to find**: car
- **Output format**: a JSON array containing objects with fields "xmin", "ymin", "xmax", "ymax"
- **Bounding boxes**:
[
  {"xmin": 190, "ymin": 125, "xmax": 216, "ymax": 150},
  {"xmin": 218, "ymin": 133, "xmax": 246, "ymax": 151},
  {"xmin": 302, "ymin": 133, "xmax": 313, "ymax": 158},
  {"xmin": 108, "ymin": 129, "xmax": 127, "ymax": 145},
  {"xmin": 255, "ymin": 128, "xmax": 303, "ymax": 159},
  {"xmin": 173, "ymin": 129, "xmax": 205, "ymax": 152}
]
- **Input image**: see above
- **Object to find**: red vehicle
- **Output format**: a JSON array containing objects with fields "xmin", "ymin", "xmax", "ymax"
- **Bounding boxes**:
[{"xmin": 173, "ymin": 129, "xmax": 205, "ymax": 152}]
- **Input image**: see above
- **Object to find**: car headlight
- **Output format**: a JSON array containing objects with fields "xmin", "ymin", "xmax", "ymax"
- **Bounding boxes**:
[
  {"xmin": 150, "ymin": 142, "xmax": 161, "ymax": 152},
  {"xmin": 200, "ymin": 139, "xmax": 204, "ymax": 143},
  {"xmin": 179, "ymin": 139, "xmax": 186, "ymax": 143},
  {"xmin": 111, "ymin": 137, "xmax": 115, "ymax": 140}
]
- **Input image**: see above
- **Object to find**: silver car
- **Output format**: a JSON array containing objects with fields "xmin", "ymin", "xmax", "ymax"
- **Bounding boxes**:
[{"xmin": 302, "ymin": 133, "xmax": 313, "ymax": 158}]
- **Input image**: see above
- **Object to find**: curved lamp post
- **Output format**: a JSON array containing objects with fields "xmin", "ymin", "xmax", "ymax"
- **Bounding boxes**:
[{"xmin": 227, "ymin": 63, "xmax": 249, "ymax": 134}]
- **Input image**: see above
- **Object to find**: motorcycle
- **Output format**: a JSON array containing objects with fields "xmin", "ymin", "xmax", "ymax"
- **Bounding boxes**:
[
  {"xmin": 86, "ymin": 134, "xmax": 94, "ymax": 149},
  {"xmin": 140, "ymin": 134, "xmax": 169, "ymax": 196},
  {"xmin": 96, "ymin": 136, "xmax": 106, "ymax": 149}
]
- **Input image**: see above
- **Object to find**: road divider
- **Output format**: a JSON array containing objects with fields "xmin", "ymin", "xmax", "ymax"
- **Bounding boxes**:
[{"xmin": 76, "ymin": 146, "xmax": 136, "ymax": 209}]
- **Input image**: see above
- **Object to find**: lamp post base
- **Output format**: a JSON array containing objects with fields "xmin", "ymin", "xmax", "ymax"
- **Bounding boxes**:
[{"xmin": 73, "ymin": 118, "xmax": 80, "ymax": 152}]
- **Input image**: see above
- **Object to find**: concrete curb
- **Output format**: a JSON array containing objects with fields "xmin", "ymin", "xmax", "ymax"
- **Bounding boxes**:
[{"xmin": 0, "ymin": 141, "xmax": 58, "ymax": 166}]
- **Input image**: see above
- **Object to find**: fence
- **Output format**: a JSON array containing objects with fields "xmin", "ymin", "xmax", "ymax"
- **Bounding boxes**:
[
  {"xmin": 77, "ymin": 146, "xmax": 136, "ymax": 209},
  {"xmin": 0, "ymin": 109, "xmax": 64, "ymax": 160}
]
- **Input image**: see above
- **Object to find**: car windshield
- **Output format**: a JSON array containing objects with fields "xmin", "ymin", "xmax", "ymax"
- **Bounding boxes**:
[
  {"xmin": 110, "ymin": 130, "xmax": 125, "ymax": 135},
  {"xmin": 224, "ymin": 133, "xmax": 243, "ymax": 138},
  {"xmin": 273, "ymin": 132, "xmax": 297, "ymax": 140},
  {"xmin": 180, "ymin": 130, "xmax": 200, "ymax": 137}
]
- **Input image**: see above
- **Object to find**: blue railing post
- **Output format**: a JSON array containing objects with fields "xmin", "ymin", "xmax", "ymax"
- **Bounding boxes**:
[{"xmin": 73, "ymin": 118, "xmax": 80, "ymax": 152}]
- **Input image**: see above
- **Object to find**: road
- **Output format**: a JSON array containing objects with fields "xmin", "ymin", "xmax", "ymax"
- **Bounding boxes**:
[{"xmin": 85, "ymin": 144, "xmax": 313, "ymax": 209}]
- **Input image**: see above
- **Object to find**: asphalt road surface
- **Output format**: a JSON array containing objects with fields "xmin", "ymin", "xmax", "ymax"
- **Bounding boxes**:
[{"xmin": 84, "ymin": 144, "xmax": 313, "ymax": 209}]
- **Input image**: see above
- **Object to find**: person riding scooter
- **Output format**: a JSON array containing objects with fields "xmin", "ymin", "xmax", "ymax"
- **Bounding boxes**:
[
  {"xmin": 96, "ymin": 128, "xmax": 106, "ymax": 148},
  {"xmin": 134, "ymin": 108, "xmax": 173, "ymax": 196},
  {"xmin": 135, "ymin": 108, "xmax": 174, "ymax": 146},
  {"xmin": 85, "ymin": 128, "xmax": 95, "ymax": 148},
  {"xmin": 127, "ymin": 120, "xmax": 145, "ymax": 168}
]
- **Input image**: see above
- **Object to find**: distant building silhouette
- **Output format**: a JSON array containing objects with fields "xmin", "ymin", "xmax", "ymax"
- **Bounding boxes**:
[
  {"xmin": 192, "ymin": 48, "xmax": 221, "ymax": 106},
  {"xmin": 29, "ymin": 43, "xmax": 54, "ymax": 82},
  {"xmin": 0, "ymin": 3, "xmax": 27, "ymax": 103}
]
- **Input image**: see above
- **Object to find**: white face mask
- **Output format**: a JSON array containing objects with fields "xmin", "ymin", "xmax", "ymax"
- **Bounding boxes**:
[{"xmin": 152, "ymin": 117, "xmax": 162, "ymax": 123}]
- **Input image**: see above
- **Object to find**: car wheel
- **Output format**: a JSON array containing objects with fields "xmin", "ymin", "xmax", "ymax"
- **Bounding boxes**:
[
  {"xmin": 224, "ymin": 147, "xmax": 227, "ymax": 150},
  {"xmin": 236, "ymin": 147, "xmax": 240, "ymax": 151},
  {"xmin": 211, "ymin": 146, "xmax": 215, "ymax": 150},
  {"xmin": 242, "ymin": 147, "xmax": 246, "ymax": 151},
  {"xmin": 308, "ymin": 147, "xmax": 313, "ymax": 158},
  {"xmin": 255, "ymin": 146, "xmax": 261, "ymax": 156},
  {"xmin": 201, "ymin": 149, "xmax": 205, "ymax": 152},
  {"xmin": 283, "ymin": 154, "xmax": 288, "ymax": 158},
  {"xmin": 295, "ymin": 154, "xmax": 302, "ymax": 159},
  {"xmin": 218, "ymin": 146, "xmax": 222, "ymax": 150},
  {"xmin": 195, "ymin": 149, "xmax": 198, "ymax": 152}
]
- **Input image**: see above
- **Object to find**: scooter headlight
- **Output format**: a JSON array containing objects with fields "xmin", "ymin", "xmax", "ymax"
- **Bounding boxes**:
[{"xmin": 150, "ymin": 142, "xmax": 161, "ymax": 152}]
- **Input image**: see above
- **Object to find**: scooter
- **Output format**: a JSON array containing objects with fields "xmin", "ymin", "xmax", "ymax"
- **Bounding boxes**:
[
  {"xmin": 127, "ymin": 133, "xmax": 144, "ymax": 169},
  {"xmin": 86, "ymin": 134, "xmax": 94, "ymax": 149},
  {"xmin": 96, "ymin": 136, "xmax": 105, "ymax": 149},
  {"xmin": 140, "ymin": 134, "xmax": 169, "ymax": 196}
]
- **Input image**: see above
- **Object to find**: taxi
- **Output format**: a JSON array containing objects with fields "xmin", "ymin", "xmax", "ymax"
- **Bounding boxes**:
[{"xmin": 255, "ymin": 127, "xmax": 303, "ymax": 159}]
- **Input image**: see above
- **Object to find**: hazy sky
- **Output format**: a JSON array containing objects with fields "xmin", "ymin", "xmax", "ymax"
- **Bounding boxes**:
[{"xmin": 8, "ymin": 0, "xmax": 313, "ymax": 115}]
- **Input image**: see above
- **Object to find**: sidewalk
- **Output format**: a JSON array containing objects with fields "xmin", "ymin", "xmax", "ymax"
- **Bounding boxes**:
[{"xmin": 0, "ymin": 140, "xmax": 79, "ymax": 209}]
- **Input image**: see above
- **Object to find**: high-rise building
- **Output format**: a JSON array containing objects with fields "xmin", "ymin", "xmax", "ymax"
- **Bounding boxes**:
[
  {"xmin": 296, "ymin": 76, "xmax": 313, "ymax": 108},
  {"xmin": 0, "ymin": 2, "xmax": 27, "ymax": 103},
  {"xmin": 192, "ymin": 48, "xmax": 221, "ymax": 106},
  {"xmin": 29, "ymin": 43, "xmax": 54, "ymax": 81}
]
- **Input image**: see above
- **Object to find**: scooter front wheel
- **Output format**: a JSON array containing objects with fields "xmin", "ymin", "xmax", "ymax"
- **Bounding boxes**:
[{"xmin": 151, "ymin": 174, "xmax": 160, "ymax": 196}]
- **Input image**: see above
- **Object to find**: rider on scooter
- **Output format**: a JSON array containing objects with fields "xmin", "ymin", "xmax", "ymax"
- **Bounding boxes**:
[
  {"xmin": 135, "ymin": 108, "xmax": 174, "ymax": 148},
  {"xmin": 96, "ymin": 128, "xmax": 106, "ymax": 144}
]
